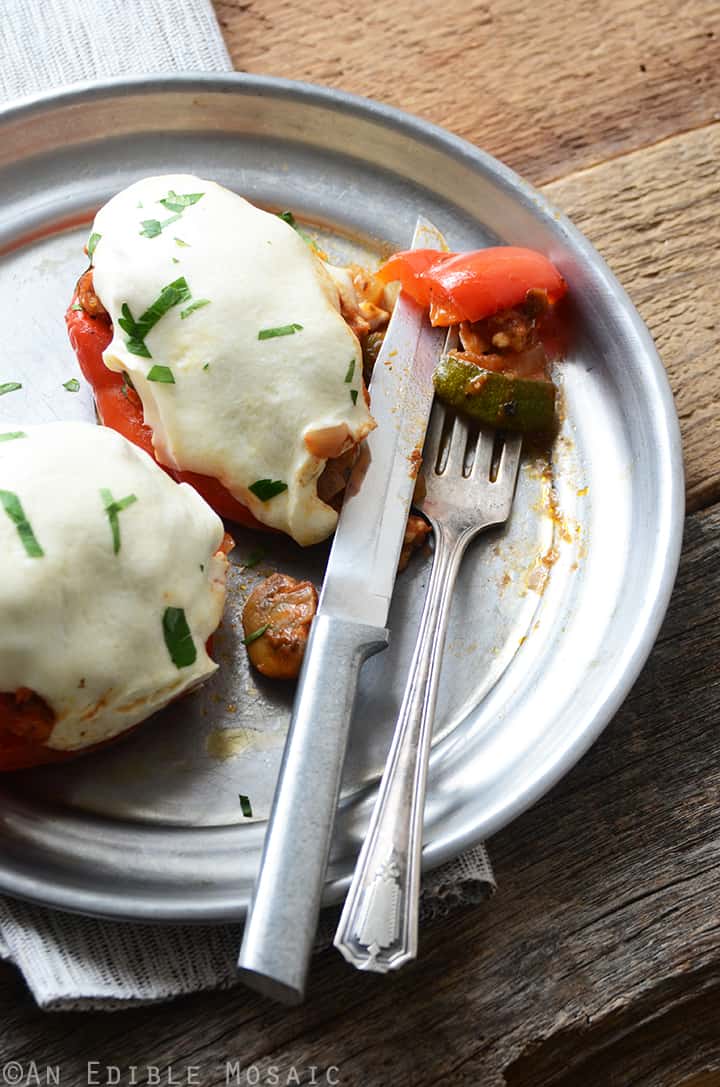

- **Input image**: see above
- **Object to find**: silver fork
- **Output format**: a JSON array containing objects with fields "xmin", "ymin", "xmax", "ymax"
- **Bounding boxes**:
[{"xmin": 333, "ymin": 401, "xmax": 523, "ymax": 973}]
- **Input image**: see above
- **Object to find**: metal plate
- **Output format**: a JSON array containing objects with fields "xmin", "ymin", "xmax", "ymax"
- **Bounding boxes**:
[{"xmin": 0, "ymin": 75, "xmax": 684, "ymax": 922}]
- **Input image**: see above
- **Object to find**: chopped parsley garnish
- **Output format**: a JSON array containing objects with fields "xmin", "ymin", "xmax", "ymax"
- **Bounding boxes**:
[
  {"xmin": 100, "ymin": 488, "xmax": 138, "ymax": 554},
  {"xmin": 0, "ymin": 382, "xmax": 22, "ymax": 397},
  {"xmin": 243, "ymin": 547, "xmax": 265, "ymax": 568},
  {"xmin": 239, "ymin": 794, "xmax": 253, "ymax": 817},
  {"xmin": 119, "ymin": 305, "xmax": 151, "ymax": 358},
  {"xmin": 87, "ymin": 232, "xmax": 101, "ymax": 260},
  {"xmin": 174, "ymin": 237, "xmax": 190, "ymax": 248},
  {"xmin": 249, "ymin": 479, "xmax": 288, "ymax": 502},
  {"xmin": 257, "ymin": 323, "xmax": 303, "ymax": 340},
  {"xmin": 123, "ymin": 332, "xmax": 151, "ymax": 358},
  {"xmin": 0, "ymin": 431, "xmax": 26, "ymax": 442},
  {"xmin": 160, "ymin": 190, "xmax": 204, "ymax": 213},
  {"xmin": 163, "ymin": 606, "xmax": 197, "ymax": 669},
  {"xmin": 139, "ymin": 192, "xmax": 203, "ymax": 239},
  {"xmin": 202, "ymin": 362, "xmax": 210, "ymax": 371},
  {"xmin": 140, "ymin": 277, "xmax": 191, "ymax": 325},
  {"xmin": 144, "ymin": 213, "xmax": 182, "ymax": 238},
  {"xmin": 71, "ymin": 302, "xmax": 84, "ymax": 312},
  {"xmin": 344, "ymin": 358, "xmax": 355, "ymax": 383},
  {"xmin": 63, "ymin": 378, "xmax": 80, "ymax": 392},
  {"xmin": 243, "ymin": 624, "xmax": 269, "ymax": 647},
  {"xmin": 180, "ymin": 299, "xmax": 211, "ymax": 320},
  {"xmin": 172, "ymin": 257, "xmax": 180, "ymax": 264},
  {"xmin": 146, "ymin": 365, "xmax": 175, "ymax": 383},
  {"xmin": 350, "ymin": 389, "xmax": 359, "ymax": 405},
  {"xmin": 121, "ymin": 372, "xmax": 135, "ymax": 398},
  {"xmin": 119, "ymin": 277, "xmax": 190, "ymax": 357},
  {"xmin": 0, "ymin": 490, "xmax": 43, "ymax": 557},
  {"xmin": 277, "ymin": 210, "xmax": 314, "ymax": 247},
  {"xmin": 140, "ymin": 219, "xmax": 166, "ymax": 239}
]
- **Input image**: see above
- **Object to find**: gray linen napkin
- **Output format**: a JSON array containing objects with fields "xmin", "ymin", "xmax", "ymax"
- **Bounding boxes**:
[{"xmin": 0, "ymin": 0, "xmax": 495, "ymax": 1010}]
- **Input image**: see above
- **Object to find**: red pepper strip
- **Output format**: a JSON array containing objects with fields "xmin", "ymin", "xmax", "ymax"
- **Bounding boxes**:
[
  {"xmin": 378, "ymin": 246, "xmax": 566, "ymax": 326},
  {"xmin": 376, "ymin": 249, "xmax": 454, "ymax": 307}
]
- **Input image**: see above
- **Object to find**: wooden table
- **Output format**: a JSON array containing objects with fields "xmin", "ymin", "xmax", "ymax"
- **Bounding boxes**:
[{"xmin": 2, "ymin": 1, "xmax": 719, "ymax": 1083}]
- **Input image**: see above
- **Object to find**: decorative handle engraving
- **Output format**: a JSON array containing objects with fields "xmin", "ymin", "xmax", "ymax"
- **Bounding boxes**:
[
  {"xmin": 334, "ymin": 529, "xmax": 467, "ymax": 972},
  {"xmin": 353, "ymin": 853, "xmax": 402, "ymax": 965}
]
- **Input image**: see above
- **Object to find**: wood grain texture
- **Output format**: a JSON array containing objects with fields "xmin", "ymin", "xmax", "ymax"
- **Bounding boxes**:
[
  {"xmin": 2, "ymin": 0, "xmax": 719, "ymax": 1076},
  {"xmin": 1, "ymin": 504, "xmax": 718, "ymax": 1083},
  {"xmin": 223, "ymin": 0, "xmax": 720, "ymax": 507},
  {"xmin": 213, "ymin": 0, "xmax": 720, "ymax": 184},
  {"xmin": 543, "ymin": 123, "xmax": 720, "ymax": 512}
]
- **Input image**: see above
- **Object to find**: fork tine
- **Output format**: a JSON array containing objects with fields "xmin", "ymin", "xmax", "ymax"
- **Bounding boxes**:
[
  {"xmin": 443, "ymin": 413, "xmax": 470, "ymax": 476},
  {"xmin": 496, "ymin": 434, "xmax": 523, "ymax": 502},
  {"xmin": 471, "ymin": 428, "xmax": 496, "ymax": 480},
  {"xmin": 424, "ymin": 399, "xmax": 447, "ymax": 474}
]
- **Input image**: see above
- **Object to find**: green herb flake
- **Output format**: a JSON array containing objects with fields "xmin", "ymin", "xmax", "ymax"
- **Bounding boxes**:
[
  {"xmin": 0, "ymin": 490, "xmax": 44, "ymax": 558},
  {"xmin": 0, "ymin": 382, "xmax": 22, "ymax": 397},
  {"xmin": 139, "ymin": 277, "xmax": 191, "ymax": 325},
  {"xmin": 243, "ymin": 547, "xmax": 265, "ymax": 568},
  {"xmin": 202, "ymin": 362, "xmax": 210, "ymax": 371},
  {"xmin": 119, "ymin": 277, "xmax": 191, "ymax": 357},
  {"xmin": 174, "ymin": 237, "xmax": 190, "ymax": 248},
  {"xmin": 248, "ymin": 479, "xmax": 288, "ymax": 502},
  {"xmin": 163, "ymin": 606, "xmax": 197, "ymax": 669},
  {"xmin": 146, "ymin": 365, "xmax": 175, "ymax": 384},
  {"xmin": 121, "ymin": 372, "xmax": 135, "ymax": 399},
  {"xmin": 122, "ymin": 331, "xmax": 152, "ymax": 359},
  {"xmin": 344, "ymin": 358, "xmax": 355, "ymax": 383},
  {"xmin": 239, "ymin": 794, "xmax": 253, "ymax": 818},
  {"xmin": 242, "ymin": 624, "xmax": 269, "ymax": 647},
  {"xmin": 0, "ymin": 431, "xmax": 26, "ymax": 442},
  {"xmin": 139, "ymin": 219, "xmax": 163, "ymax": 239},
  {"xmin": 140, "ymin": 212, "xmax": 183, "ymax": 239},
  {"xmin": 172, "ymin": 257, "xmax": 180, "ymax": 264},
  {"xmin": 139, "ymin": 192, "xmax": 202, "ymax": 239},
  {"xmin": 100, "ymin": 488, "xmax": 138, "ymax": 554},
  {"xmin": 350, "ymin": 389, "xmax": 359, "ymax": 405},
  {"xmin": 71, "ymin": 302, "xmax": 84, "ymax": 312},
  {"xmin": 180, "ymin": 299, "xmax": 211, "ymax": 320},
  {"xmin": 257, "ymin": 323, "xmax": 303, "ymax": 340},
  {"xmin": 63, "ymin": 378, "xmax": 80, "ymax": 393},
  {"xmin": 87, "ymin": 232, "xmax": 101, "ymax": 260},
  {"xmin": 277, "ymin": 210, "xmax": 314, "ymax": 247},
  {"xmin": 159, "ymin": 190, "xmax": 204, "ymax": 213}
]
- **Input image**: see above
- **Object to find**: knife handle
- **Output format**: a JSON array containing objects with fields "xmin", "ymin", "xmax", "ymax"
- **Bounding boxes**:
[{"xmin": 237, "ymin": 612, "xmax": 388, "ymax": 1003}]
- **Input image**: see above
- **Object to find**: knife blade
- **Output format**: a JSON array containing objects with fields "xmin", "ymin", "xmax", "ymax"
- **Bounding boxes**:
[
  {"xmin": 236, "ymin": 217, "xmax": 448, "ymax": 1003},
  {"xmin": 319, "ymin": 217, "xmax": 449, "ymax": 628}
]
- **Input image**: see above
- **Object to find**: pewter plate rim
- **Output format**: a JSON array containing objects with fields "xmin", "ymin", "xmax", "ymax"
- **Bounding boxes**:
[{"xmin": 0, "ymin": 74, "xmax": 684, "ymax": 922}]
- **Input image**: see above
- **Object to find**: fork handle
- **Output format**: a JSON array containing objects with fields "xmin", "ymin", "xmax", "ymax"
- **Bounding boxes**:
[{"xmin": 333, "ymin": 524, "xmax": 468, "ymax": 972}]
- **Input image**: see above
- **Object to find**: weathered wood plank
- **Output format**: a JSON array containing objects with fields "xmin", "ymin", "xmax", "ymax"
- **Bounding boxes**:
[
  {"xmin": 213, "ymin": 0, "xmax": 720, "ymax": 184},
  {"xmin": 543, "ymin": 123, "xmax": 720, "ymax": 511},
  {"xmin": 213, "ymin": 1, "xmax": 720, "ymax": 504},
  {"xmin": 1, "ymin": 503, "xmax": 718, "ymax": 1084}
]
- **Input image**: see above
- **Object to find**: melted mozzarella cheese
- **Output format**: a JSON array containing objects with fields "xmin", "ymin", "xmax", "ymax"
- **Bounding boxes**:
[
  {"xmin": 0, "ymin": 422, "xmax": 227, "ymax": 751},
  {"xmin": 91, "ymin": 175, "xmax": 375, "ymax": 546}
]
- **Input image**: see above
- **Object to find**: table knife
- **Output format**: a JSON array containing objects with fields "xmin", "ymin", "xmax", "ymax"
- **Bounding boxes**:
[{"xmin": 236, "ymin": 216, "xmax": 448, "ymax": 1003}]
